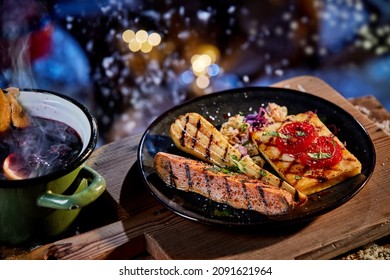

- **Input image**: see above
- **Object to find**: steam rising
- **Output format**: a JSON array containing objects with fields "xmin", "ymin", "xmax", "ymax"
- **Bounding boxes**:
[{"xmin": 0, "ymin": 0, "xmax": 48, "ymax": 88}]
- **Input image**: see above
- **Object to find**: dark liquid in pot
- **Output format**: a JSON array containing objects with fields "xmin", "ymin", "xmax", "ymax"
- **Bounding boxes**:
[{"xmin": 0, "ymin": 117, "xmax": 83, "ymax": 180}]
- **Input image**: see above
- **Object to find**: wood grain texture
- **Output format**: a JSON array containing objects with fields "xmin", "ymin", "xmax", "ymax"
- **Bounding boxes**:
[{"xmin": 5, "ymin": 76, "xmax": 390, "ymax": 260}]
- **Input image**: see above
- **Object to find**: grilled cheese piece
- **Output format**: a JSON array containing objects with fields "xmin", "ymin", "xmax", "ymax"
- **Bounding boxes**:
[{"xmin": 251, "ymin": 111, "xmax": 362, "ymax": 195}]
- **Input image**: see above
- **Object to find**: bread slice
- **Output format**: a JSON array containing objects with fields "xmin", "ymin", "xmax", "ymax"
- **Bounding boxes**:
[{"xmin": 251, "ymin": 111, "xmax": 362, "ymax": 195}]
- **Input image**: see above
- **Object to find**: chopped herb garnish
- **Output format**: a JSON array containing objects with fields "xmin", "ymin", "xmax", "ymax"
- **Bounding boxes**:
[
  {"xmin": 260, "ymin": 169, "xmax": 267, "ymax": 177},
  {"xmin": 242, "ymin": 140, "xmax": 250, "ymax": 146},
  {"xmin": 295, "ymin": 175, "xmax": 302, "ymax": 180},
  {"xmin": 210, "ymin": 165, "xmax": 240, "ymax": 174},
  {"xmin": 308, "ymin": 152, "xmax": 331, "ymax": 160},
  {"xmin": 240, "ymin": 123, "xmax": 249, "ymax": 132},
  {"xmin": 231, "ymin": 155, "xmax": 246, "ymax": 173},
  {"xmin": 296, "ymin": 131, "xmax": 306, "ymax": 137},
  {"xmin": 262, "ymin": 131, "xmax": 290, "ymax": 139}
]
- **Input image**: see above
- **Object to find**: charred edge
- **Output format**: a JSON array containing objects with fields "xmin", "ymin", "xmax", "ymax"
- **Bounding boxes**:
[
  {"xmin": 192, "ymin": 118, "xmax": 201, "ymax": 149},
  {"xmin": 180, "ymin": 116, "xmax": 190, "ymax": 147},
  {"xmin": 205, "ymin": 134, "xmax": 213, "ymax": 159},
  {"xmin": 277, "ymin": 178, "xmax": 283, "ymax": 188},
  {"xmin": 223, "ymin": 176, "xmax": 231, "ymax": 204},
  {"xmin": 256, "ymin": 185, "xmax": 268, "ymax": 207},
  {"xmin": 284, "ymin": 159, "xmax": 296, "ymax": 177},
  {"xmin": 222, "ymin": 146, "xmax": 229, "ymax": 163},
  {"xmin": 307, "ymin": 113, "xmax": 315, "ymax": 123},
  {"xmin": 294, "ymin": 189, "xmax": 300, "ymax": 203},
  {"xmin": 241, "ymin": 182, "xmax": 252, "ymax": 210},
  {"xmin": 203, "ymin": 169, "xmax": 212, "ymax": 197},
  {"xmin": 184, "ymin": 162, "xmax": 192, "ymax": 190}
]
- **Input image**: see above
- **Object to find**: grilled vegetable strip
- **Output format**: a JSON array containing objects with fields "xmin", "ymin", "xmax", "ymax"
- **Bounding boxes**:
[
  {"xmin": 170, "ymin": 112, "xmax": 307, "ymax": 205},
  {"xmin": 154, "ymin": 152, "xmax": 296, "ymax": 216},
  {"xmin": 0, "ymin": 88, "xmax": 11, "ymax": 133},
  {"xmin": 170, "ymin": 112, "xmax": 241, "ymax": 167}
]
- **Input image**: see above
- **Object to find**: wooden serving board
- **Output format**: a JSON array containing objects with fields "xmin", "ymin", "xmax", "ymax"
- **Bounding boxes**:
[{"xmin": 9, "ymin": 76, "xmax": 390, "ymax": 260}]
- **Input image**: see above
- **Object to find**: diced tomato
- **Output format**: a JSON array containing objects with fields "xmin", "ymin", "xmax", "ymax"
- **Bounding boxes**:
[
  {"xmin": 274, "ymin": 121, "xmax": 317, "ymax": 154},
  {"xmin": 298, "ymin": 136, "xmax": 342, "ymax": 168}
]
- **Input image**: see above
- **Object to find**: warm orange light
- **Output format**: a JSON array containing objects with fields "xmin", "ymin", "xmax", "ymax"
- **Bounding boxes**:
[{"xmin": 191, "ymin": 54, "xmax": 212, "ymax": 75}]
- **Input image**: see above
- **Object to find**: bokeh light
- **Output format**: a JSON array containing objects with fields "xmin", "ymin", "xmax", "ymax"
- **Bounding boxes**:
[
  {"xmin": 122, "ymin": 29, "xmax": 162, "ymax": 53},
  {"xmin": 122, "ymin": 29, "xmax": 135, "ymax": 43},
  {"xmin": 196, "ymin": 75, "xmax": 210, "ymax": 89},
  {"xmin": 148, "ymin": 32, "xmax": 162, "ymax": 46},
  {"xmin": 189, "ymin": 44, "xmax": 221, "ymax": 90}
]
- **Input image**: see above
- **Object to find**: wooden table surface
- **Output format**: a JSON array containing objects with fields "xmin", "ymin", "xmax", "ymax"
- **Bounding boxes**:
[{"xmin": 2, "ymin": 76, "xmax": 390, "ymax": 260}]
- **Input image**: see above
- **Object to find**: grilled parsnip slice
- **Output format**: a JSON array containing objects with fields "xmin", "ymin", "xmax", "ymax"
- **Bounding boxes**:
[{"xmin": 170, "ymin": 112, "xmax": 307, "ymax": 205}]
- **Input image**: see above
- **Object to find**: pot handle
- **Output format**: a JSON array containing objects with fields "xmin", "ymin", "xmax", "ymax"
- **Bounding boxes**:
[{"xmin": 36, "ymin": 166, "xmax": 106, "ymax": 210}]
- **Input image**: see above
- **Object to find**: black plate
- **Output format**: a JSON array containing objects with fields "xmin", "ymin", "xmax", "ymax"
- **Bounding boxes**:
[{"xmin": 137, "ymin": 87, "xmax": 376, "ymax": 226}]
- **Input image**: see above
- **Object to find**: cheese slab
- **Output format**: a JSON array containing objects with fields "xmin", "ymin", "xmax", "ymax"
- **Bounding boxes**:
[{"xmin": 251, "ymin": 111, "xmax": 362, "ymax": 195}]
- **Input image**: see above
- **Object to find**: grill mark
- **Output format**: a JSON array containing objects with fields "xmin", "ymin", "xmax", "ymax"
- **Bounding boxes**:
[
  {"xmin": 191, "ymin": 118, "xmax": 202, "ymax": 148},
  {"xmin": 284, "ymin": 160, "xmax": 295, "ymax": 176},
  {"xmin": 184, "ymin": 163, "xmax": 193, "ymax": 190},
  {"xmin": 203, "ymin": 169, "xmax": 212, "ymax": 197},
  {"xmin": 344, "ymin": 157, "xmax": 359, "ymax": 163},
  {"xmin": 222, "ymin": 146, "xmax": 229, "ymax": 163},
  {"xmin": 223, "ymin": 177, "xmax": 231, "ymax": 203},
  {"xmin": 180, "ymin": 116, "xmax": 190, "ymax": 147},
  {"xmin": 205, "ymin": 134, "xmax": 213, "ymax": 159},
  {"xmin": 168, "ymin": 161, "xmax": 177, "ymax": 188},
  {"xmin": 288, "ymin": 162, "xmax": 342, "ymax": 182},
  {"xmin": 256, "ymin": 185, "xmax": 268, "ymax": 206},
  {"xmin": 277, "ymin": 178, "xmax": 283, "ymax": 188},
  {"xmin": 272, "ymin": 150, "xmax": 347, "ymax": 182},
  {"xmin": 241, "ymin": 182, "xmax": 252, "ymax": 210},
  {"xmin": 270, "ymin": 155, "xmax": 296, "ymax": 176}
]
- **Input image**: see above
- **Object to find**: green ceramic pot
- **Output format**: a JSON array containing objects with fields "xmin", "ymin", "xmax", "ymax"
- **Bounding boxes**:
[{"xmin": 0, "ymin": 89, "xmax": 106, "ymax": 245}]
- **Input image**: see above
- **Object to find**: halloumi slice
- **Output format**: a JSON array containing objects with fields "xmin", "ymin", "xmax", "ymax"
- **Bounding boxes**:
[{"xmin": 251, "ymin": 111, "xmax": 362, "ymax": 195}]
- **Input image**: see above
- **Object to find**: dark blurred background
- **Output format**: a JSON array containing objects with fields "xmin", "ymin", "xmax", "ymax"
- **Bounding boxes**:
[{"xmin": 1, "ymin": 0, "xmax": 389, "ymax": 144}]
